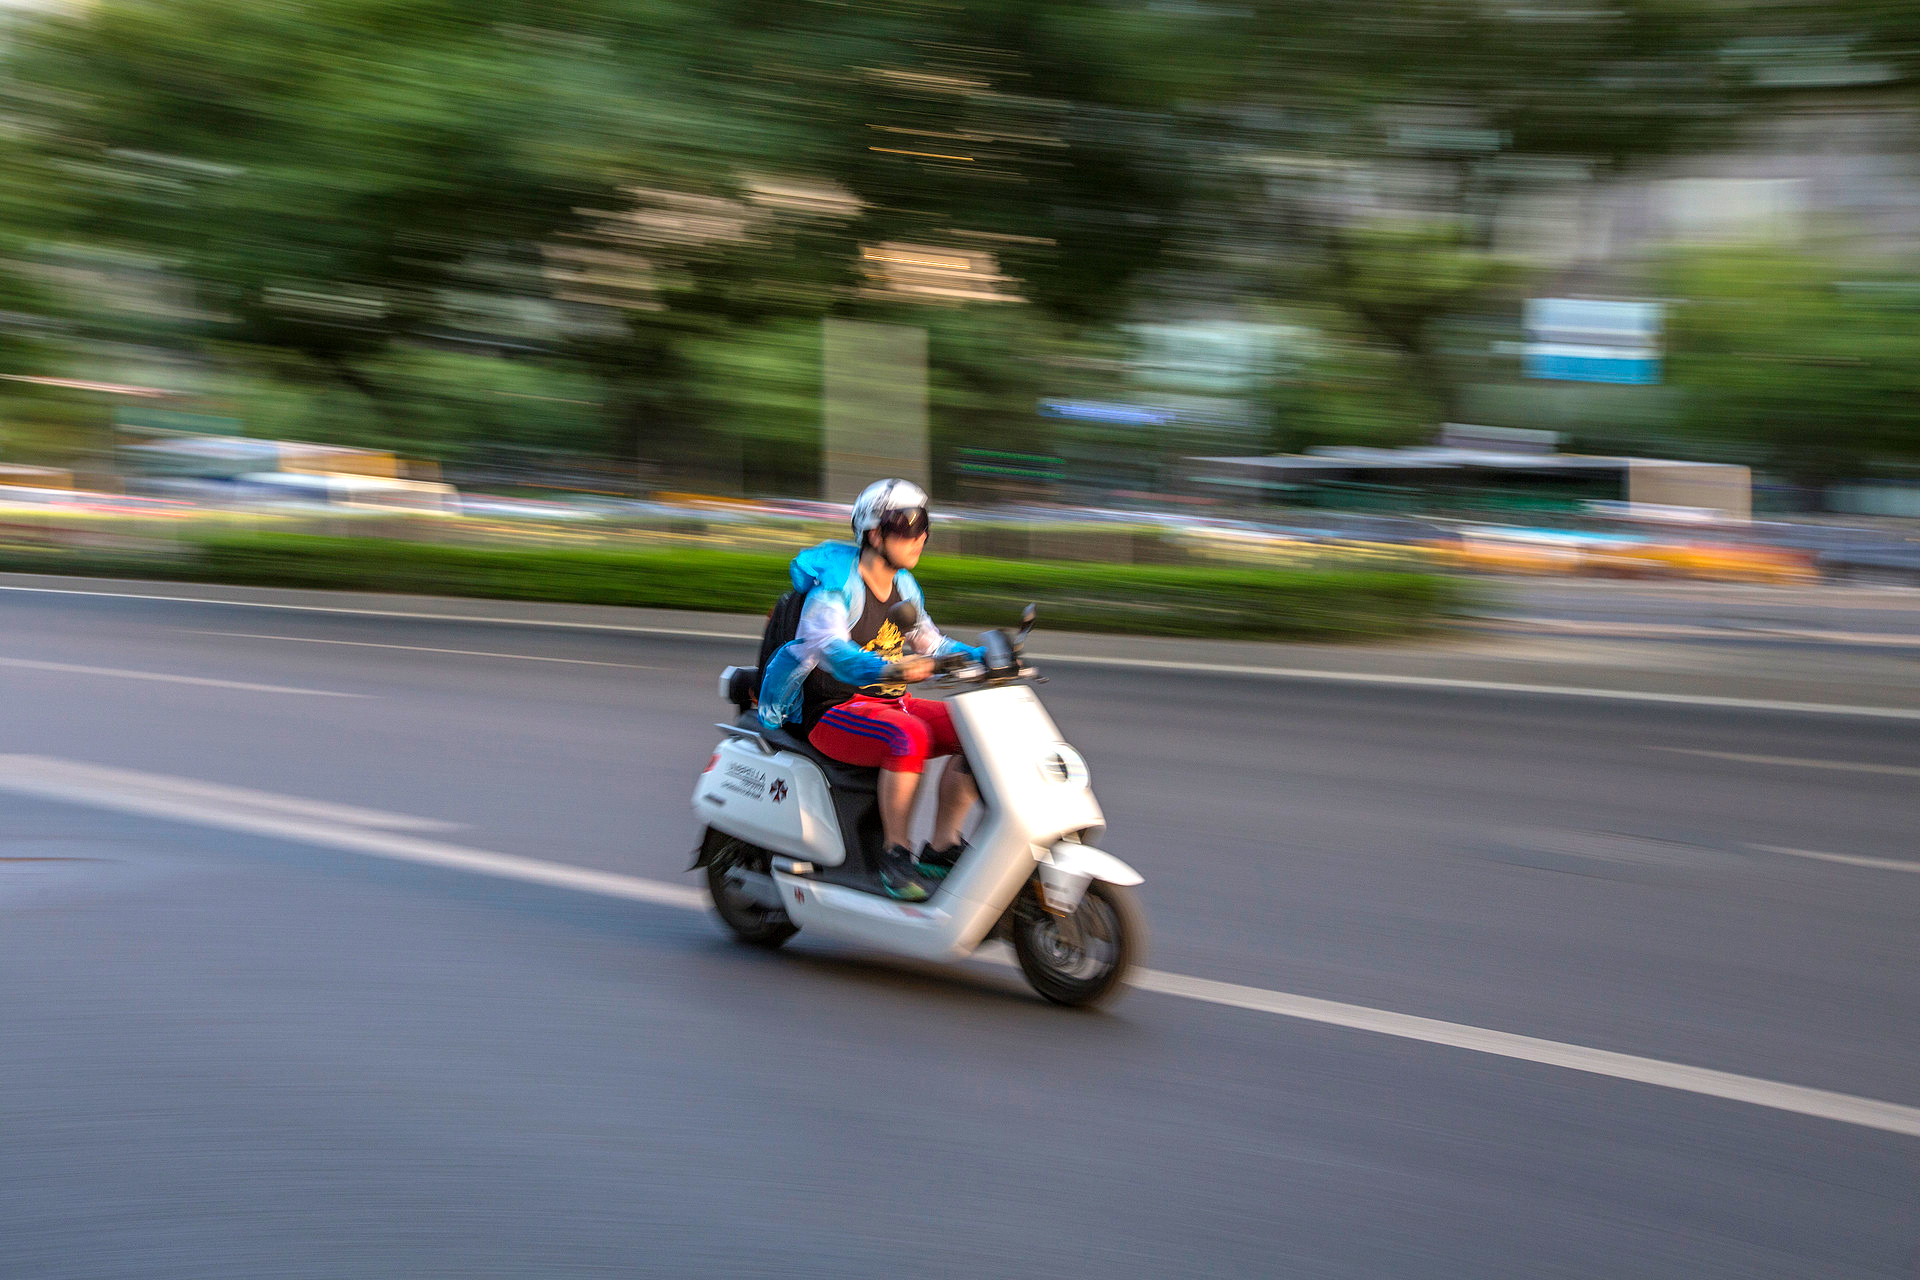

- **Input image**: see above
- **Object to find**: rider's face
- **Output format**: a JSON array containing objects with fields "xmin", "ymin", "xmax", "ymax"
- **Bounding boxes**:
[{"xmin": 880, "ymin": 529, "xmax": 926, "ymax": 569}]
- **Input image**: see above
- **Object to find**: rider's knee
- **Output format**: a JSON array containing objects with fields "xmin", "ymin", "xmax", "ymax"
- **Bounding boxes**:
[{"xmin": 882, "ymin": 716, "xmax": 932, "ymax": 773}]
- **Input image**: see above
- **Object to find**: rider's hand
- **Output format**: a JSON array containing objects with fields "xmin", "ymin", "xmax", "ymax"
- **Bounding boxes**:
[{"xmin": 893, "ymin": 655, "xmax": 936, "ymax": 683}]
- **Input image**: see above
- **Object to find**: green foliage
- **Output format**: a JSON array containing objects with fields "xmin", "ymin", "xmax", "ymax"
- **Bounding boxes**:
[
  {"xmin": 1665, "ymin": 248, "xmax": 1920, "ymax": 487},
  {"xmin": 1264, "ymin": 316, "xmax": 1438, "ymax": 454},
  {"xmin": 370, "ymin": 348, "xmax": 612, "ymax": 462},
  {"xmin": 1301, "ymin": 221, "xmax": 1515, "ymax": 424},
  {"xmin": 926, "ymin": 309, "xmax": 1116, "ymax": 493},
  {"xmin": 677, "ymin": 320, "xmax": 823, "ymax": 488},
  {"xmin": 202, "ymin": 347, "xmax": 610, "ymax": 463}
]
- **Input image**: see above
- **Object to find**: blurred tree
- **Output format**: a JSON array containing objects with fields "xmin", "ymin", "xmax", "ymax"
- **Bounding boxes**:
[
  {"xmin": 1665, "ymin": 247, "xmax": 1920, "ymax": 490},
  {"xmin": 3, "ymin": 0, "xmax": 1876, "ymax": 493},
  {"xmin": 1260, "ymin": 310, "xmax": 1437, "ymax": 455},
  {"xmin": 1308, "ymin": 221, "xmax": 1512, "ymax": 425},
  {"xmin": 676, "ymin": 319, "xmax": 823, "ymax": 494},
  {"xmin": 205, "ymin": 345, "xmax": 609, "ymax": 465},
  {"xmin": 13, "ymin": 0, "xmax": 739, "ymax": 361},
  {"xmin": 1168, "ymin": 0, "xmax": 1738, "ymax": 434},
  {"xmin": 924, "ymin": 307, "xmax": 1119, "ymax": 498}
]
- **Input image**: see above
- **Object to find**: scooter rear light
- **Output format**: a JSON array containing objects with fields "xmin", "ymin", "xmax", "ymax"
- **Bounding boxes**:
[{"xmin": 701, "ymin": 752, "xmax": 720, "ymax": 774}]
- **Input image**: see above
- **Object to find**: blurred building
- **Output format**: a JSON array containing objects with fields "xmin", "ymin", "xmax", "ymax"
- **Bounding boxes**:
[
  {"xmin": 1189, "ymin": 426, "xmax": 1752, "ymax": 522},
  {"xmin": 1495, "ymin": 98, "xmax": 1920, "ymax": 270}
]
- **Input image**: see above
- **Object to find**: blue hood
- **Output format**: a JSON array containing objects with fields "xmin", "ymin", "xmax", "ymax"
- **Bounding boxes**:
[{"xmin": 789, "ymin": 540, "xmax": 861, "ymax": 595}]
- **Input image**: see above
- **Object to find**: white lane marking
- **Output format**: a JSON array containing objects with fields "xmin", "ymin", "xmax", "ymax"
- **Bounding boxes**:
[
  {"xmin": 0, "ymin": 655, "xmax": 364, "ymax": 697},
  {"xmin": 0, "ymin": 756, "xmax": 1915, "ymax": 1141},
  {"xmin": 7, "ymin": 580, "xmax": 1920, "ymax": 722},
  {"xmin": 0, "ymin": 583, "xmax": 755, "ymax": 640},
  {"xmin": 0, "ymin": 756, "xmax": 461, "ymax": 832},
  {"xmin": 189, "ymin": 631, "xmax": 656, "ymax": 670},
  {"xmin": 1128, "ymin": 968, "xmax": 1920, "ymax": 1139},
  {"xmin": 1656, "ymin": 747, "xmax": 1920, "ymax": 779},
  {"xmin": 0, "ymin": 755, "xmax": 703, "ymax": 911},
  {"xmin": 1494, "ymin": 618, "xmax": 1920, "ymax": 648},
  {"xmin": 1032, "ymin": 653, "xmax": 1920, "ymax": 722},
  {"xmin": 1754, "ymin": 845, "xmax": 1920, "ymax": 874}
]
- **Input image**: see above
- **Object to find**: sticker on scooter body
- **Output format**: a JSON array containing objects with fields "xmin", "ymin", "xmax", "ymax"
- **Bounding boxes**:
[{"xmin": 693, "ymin": 738, "xmax": 846, "ymax": 866}]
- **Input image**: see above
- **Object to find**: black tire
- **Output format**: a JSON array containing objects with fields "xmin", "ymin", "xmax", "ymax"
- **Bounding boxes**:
[
  {"xmin": 705, "ymin": 836, "xmax": 798, "ymax": 949},
  {"xmin": 1012, "ymin": 880, "xmax": 1145, "ymax": 1008}
]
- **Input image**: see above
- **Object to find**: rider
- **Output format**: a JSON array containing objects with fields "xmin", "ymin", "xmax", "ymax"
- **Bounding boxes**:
[{"xmin": 757, "ymin": 479, "xmax": 984, "ymax": 902}]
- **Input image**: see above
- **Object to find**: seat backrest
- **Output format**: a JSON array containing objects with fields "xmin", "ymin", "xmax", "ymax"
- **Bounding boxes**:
[{"xmin": 757, "ymin": 588, "xmax": 806, "ymax": 673}]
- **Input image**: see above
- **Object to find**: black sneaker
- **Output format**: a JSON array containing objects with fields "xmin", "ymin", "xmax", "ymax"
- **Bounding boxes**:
[
  {"xmin": 916, "ymin": 841, "xmax": 965, "ymax": 881},
  {"xmin": 877, "ymin": 844, "xmax": 933, "ymax": 902}
]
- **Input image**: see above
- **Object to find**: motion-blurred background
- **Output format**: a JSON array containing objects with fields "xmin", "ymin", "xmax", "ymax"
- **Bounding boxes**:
[
  {"xmin": 0, "ymin": 0, "xmax": 1916, "ymax": 592},
  {"xmin": 6, "ymin": 9, "xmax": 1920, "ymax": 1276}
]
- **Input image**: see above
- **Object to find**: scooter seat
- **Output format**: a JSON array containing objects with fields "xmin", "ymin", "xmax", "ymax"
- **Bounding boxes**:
[{"xmin": 734, "ymin": 713, "xmax": 879, "ymax": 795}]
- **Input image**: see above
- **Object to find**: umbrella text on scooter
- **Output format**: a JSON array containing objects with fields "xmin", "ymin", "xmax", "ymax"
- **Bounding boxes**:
[{"xmin": 721, "ymin": 761, "xmax": 769, "ymax": 801}]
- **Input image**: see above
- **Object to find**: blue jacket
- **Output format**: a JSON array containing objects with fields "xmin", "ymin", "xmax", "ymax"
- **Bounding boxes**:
[{"xmin": 757, "ymin": 540, "xmax": 983, "ymax": 729}]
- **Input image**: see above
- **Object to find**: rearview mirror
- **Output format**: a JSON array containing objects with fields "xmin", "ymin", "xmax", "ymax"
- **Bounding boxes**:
[
  {"xmin": 1015, "ymin": 603, "xmax": 1037, "ymax": 644},
  {"xmin": 887, "ymin": 600, "xmax": 922, "ymax": 632}
]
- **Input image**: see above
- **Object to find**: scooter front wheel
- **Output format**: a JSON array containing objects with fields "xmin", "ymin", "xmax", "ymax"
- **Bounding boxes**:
[
  {"xmin": 706, "ymin": 837, "xmax": 798, "ymax": 949},
  {"xmin": 1012, "ymin": 881, "xmax": 1144, "ymax": 1008}
]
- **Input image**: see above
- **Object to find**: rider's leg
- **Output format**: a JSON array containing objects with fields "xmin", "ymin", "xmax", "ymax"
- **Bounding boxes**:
[
  {"xmin": 878, "ymin": 768, "xmax": 922, "ymax": 850},
  {"xmin": 931, "ymin": 758, "xmax": 977, "ymax": 849},
  {"xmin": 899, "ymin": 697, "xmax": 974, "ymax": 852},
  {"xmin": 809, "ymin": 696, "xmax": 933, "ymax": 853}
]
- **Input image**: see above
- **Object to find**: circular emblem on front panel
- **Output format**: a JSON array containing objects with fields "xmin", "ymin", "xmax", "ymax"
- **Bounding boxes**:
[{"xmin": 1036, "ymin": 745, "xmax": 1088, "ymax": 786}]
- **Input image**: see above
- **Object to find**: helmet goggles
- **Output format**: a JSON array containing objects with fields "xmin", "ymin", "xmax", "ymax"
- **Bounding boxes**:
[{"xmin": 874, "ymin": 506, "xmax": 929, "ymax": 541}]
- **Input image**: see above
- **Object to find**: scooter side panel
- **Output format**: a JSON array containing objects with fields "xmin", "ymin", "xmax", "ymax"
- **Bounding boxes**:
[
  {"xmin": 774, "ymin": 871, "xmax": 1002, "ymax": 962},
  {"xmin": 693, "ymin": 740, "xmax": 846, "ymax": 866}
]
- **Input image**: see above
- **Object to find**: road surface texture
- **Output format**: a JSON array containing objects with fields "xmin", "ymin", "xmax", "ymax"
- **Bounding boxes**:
[{"xmin": 2, "ymin": 579, "xmax": 1916, "ymax": 1278}]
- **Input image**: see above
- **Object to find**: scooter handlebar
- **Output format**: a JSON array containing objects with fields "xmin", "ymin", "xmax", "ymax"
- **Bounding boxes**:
[{"xmin": 929, "ymin": 614, "xmax": 1040, "ymax": 688}]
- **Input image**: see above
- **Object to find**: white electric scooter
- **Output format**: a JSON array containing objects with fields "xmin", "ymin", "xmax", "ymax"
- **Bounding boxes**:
[{"xmin": 691, "ymin": 604, "xmax": 1145, "ymax": 1006}]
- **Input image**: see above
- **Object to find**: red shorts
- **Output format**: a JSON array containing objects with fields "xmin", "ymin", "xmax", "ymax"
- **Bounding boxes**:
[{"xmin": 809, "ymin": 695, "xmax": 959, "ymax": 775}]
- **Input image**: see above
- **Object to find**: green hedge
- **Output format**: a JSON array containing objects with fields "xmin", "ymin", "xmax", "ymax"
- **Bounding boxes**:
[{"xmin": 0, "ymin": 532, "xmax": 1467, "ymax": 640}]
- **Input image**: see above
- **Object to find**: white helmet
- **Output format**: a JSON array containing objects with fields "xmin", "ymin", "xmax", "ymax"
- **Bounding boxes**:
[{"xmin": 850, "ymin": 478, "xmax": 929, "ymax": 545}]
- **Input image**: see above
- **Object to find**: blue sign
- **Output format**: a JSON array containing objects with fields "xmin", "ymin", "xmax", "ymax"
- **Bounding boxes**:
[
  {"xmin": 1523, "ymin": 299, "xmax": 1663, "ymax": 385},
  {"xmin": 1523, "ymin": 346, "xmax": 1662, "ymax": 385},
  {"xmin": 1038, "ymin": 399, "xmax": 1174, "ymax": 426}
]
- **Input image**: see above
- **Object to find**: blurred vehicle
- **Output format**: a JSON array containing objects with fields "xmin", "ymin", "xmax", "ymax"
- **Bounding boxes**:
[
  {"xmin": 743, "ymin": 498, "xmax": 852, "ymax": 522},
  {"xmin": 453, "ymin": 495, "xmax": 602, "ymax": 521},
  {"xmin": 234, "ymin": 471, "xmax": 458, "ymax": 514},
  {"xmin": 696, "ymin": 602, "xmax": 1145, "ymax": 1007},
  {"xmin": 1437, "ymin": 526, "xmax": 1817, "ymax": 583},
  {"xmin": 0, "ymin": 486, "xmax": 191, "ymax": 516}
]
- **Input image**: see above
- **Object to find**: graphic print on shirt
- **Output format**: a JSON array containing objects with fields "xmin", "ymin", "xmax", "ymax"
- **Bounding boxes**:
[{"xmin": 861, "ymin": 614, "xmax": 907, "ymax": 699}]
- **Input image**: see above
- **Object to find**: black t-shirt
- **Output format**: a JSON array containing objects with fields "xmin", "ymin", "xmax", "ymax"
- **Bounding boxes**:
[{"xmin": 799, "ymin": 578, "xmax": 908, "ymax": 729}]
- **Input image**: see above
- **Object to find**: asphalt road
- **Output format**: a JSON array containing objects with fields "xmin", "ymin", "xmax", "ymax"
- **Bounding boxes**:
[
  {"xmin": 1480, "ymin": 578, "xmax": 1920, "ymax": 641},
  {"xmin": 2, "ymin": 585, "xmax": 1917, "ymax": 1279}
]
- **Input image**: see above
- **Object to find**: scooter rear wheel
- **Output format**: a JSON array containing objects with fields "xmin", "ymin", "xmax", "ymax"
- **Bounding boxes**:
[
  {"xmin": 706, "ymin": 837, "xmax": 798, "ymax": 949},
  {"xmin": 1012, "ymin": 881, "xmax": 1144, "ymax": 1007}
]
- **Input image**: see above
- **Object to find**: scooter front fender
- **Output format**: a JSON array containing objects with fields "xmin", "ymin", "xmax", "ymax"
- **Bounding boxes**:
[{"xmin": 1041, "ymin": 840, "xmax": 1144, "ymax": 887}]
